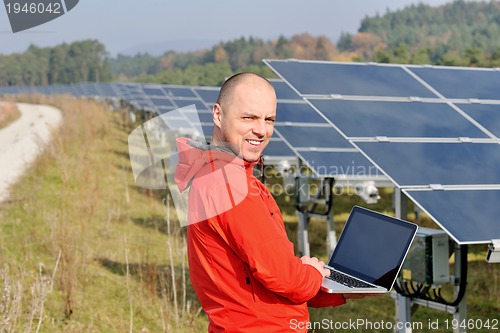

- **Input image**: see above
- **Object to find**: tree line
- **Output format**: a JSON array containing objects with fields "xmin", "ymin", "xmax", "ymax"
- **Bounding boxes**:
[
  {"xmin": 0, "ymin": 40, "xmax": 112, "ymax": 86},
  {"xmin": 110, "ymin": 0, "xmax": 500, "ymax": 84},
  {"xmin": 3, "ymin": 0, "xmax": 500, "ymax": 87},
  {"xmin": 111, "ymin": 34, "xmax": 339, "ymax": 86},
  {"xmin": 340, "ymin": 0, "xmax": 500, "ymax": 66}
]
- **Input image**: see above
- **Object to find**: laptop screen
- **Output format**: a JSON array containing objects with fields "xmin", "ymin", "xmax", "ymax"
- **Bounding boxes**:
[{"xmin": 328, "ymin": 206, "xmax": 417, "ymax": 289}]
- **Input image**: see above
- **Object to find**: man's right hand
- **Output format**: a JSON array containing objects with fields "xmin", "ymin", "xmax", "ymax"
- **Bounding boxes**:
[{"xmin": 300, "ymin": 256, "xmax": 330, "ymax": 277}]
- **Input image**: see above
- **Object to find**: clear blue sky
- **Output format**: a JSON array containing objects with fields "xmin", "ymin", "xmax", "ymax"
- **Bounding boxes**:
[{"xmin": 1, "ymin": 0, "xmax": 453, "ymax": 56}]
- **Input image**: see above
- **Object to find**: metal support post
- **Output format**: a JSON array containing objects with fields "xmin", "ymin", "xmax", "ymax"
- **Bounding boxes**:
[
  {"xmin": 297, "ymin": 211, "xmax": 310, "ymax": 257},
  {"xmin": 325, "ymin": 205, "xmax": 337, "ymax": 254},
  {"xmin": 295, "ymin": 174, "xmax": 335, "ymax": 257},
  {"xmin": 296, "ymin": 173, "xmax": 310, "ymax": 257},
  {"xmin": 394, "ymin": 188, "xmax": 412, "ymax": 333}
]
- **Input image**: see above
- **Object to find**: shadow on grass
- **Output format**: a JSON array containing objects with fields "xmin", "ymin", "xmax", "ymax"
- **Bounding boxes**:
[
  {"xmin": 114, "ymin": 149, "xmax": 130, "ymax": 161},
  {"xmin": 97, "ymin": 257, "xmax": 197, "ymax": 300},
  {"xmin": 131, "ymin": 215, "xmax": 185, "ymax": 236}
]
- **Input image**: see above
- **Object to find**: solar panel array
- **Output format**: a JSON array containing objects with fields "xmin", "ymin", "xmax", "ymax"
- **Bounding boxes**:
[
  {"xmin": 265, "ymin": 59, "xmax": 500, "ymax": 244},
  {"xmin": 267, "ymin": 80, "xmax": 384, "ymax": 182},
  {"xmin": 1, "ymin": 80, "xmax": 389, "ymax": 183}
]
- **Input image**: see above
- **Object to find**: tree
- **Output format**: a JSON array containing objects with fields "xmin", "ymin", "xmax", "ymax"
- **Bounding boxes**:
[
  {"xmin": 49, "ymin": 44, "xmax": 68, "ymax": 84},
  {"xmin": 350, "ymin": 32, "xmax": 386, "ymax": 60},
  {"xmin": 337, "ymin": 32, "xmax": 353, "ymax": 52}
]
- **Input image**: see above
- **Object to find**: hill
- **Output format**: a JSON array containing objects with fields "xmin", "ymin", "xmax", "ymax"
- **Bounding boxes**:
[
  {"xmin": 2, "ymin": 1, "xmax": 500, "ymax": 87},
  {"xmin": 340, "ymin": 0, "xmax": 500, "ymax": 65}
]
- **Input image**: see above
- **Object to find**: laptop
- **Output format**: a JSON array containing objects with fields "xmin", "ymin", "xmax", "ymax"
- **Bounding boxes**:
[{"xmin": 321, "ymin": 206, "xmax": 418, "ymax": 293}]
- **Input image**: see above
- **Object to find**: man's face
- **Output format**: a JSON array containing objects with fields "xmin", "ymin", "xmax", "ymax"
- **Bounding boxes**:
[{"xmin": 213, "ymin": 82, "xmax": 276, "ymax": 163}]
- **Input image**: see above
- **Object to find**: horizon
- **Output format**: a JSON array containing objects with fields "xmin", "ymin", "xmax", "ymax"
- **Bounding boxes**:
[{"xmin": 0, "ymin": 0, "xmax": 454, "ymax": 57}]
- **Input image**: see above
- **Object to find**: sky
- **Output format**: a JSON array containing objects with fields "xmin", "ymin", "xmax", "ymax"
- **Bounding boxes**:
[{"xmin": 0, "ymin": 0, "xmax": 454, "ymax": 57}]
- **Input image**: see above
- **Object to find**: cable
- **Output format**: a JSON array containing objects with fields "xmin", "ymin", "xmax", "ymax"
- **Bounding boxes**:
[{"xmin": 395, "ymin": 245, "xmax": 468, "ymax": 307}]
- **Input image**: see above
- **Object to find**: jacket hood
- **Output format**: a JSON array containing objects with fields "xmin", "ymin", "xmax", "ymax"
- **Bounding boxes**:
[{"xmin": 175, "ymin": 137, "xmax": 247, "ymax": 192}]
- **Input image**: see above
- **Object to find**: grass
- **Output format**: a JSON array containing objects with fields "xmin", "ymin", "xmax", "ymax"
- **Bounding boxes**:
[
  {"xmin": 0, "ymin": 102, "xmax": 21, "ymax": 129},
  {"xmin": 0, "ymin": 95, "xmax": 498, "ymax": 332},
  {"xmin": 0, "ymin": 95, "xmax": 206, "ymax": 332}
]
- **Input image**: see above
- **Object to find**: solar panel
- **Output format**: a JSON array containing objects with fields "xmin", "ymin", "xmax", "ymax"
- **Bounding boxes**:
[
  {"xmin": 150, "ymin": 98, "xmax": 175, "ymax": 108},
  {"xmin": 182, "ymin": 110, "xmax": 213, "ymax": 123},
  {"xmin": 96, "ymin": 83, "xmax": 117, "ymax": 97},
  {"xmin": 185, "ymin": 82, "xmax": 373, "ymax": 176},
  {"xmin": 266, "ymin": 60, "xmax": 437, "ymax": 98},
  {"xmin": 275, "ymin": 125, "xmax": 353, "ymax": 149},
  {"xmin": 409, "ymin": 66, "xmax": 500, "ymax": 100},
  {"xmin": 404, "ymin": 189, "xmax": 500, "ymax": 244},
  {"xmin": 142, "ymin": 87, "xmax": 166, "ymax": 96},
  {"xmin": 270, "ymin": 79, "xmax": 302, "ymax": 100},
  {"xmin": 456, "ymin": 103, "xmax": 500, "ymax": 138},
  {"xmin": 297, "ymin": 150, "xmax": 382, "ymax": 179},
  {"xmin": 193, "ymin": 88, "xmax": 219, "ymax": 104},
  {"xmin": 171, "ymin": 99, "xmax": 209, "ymax": 111},
  {"xmin": 266, "ymin": 59, "xmax": 500, "ymax": 243},
  {"xmin": 309, "ymin": 99, "xmax": 490, "ymax": 139},
  {"xmin": 263, "ymin": 139, "xmax": 295, "ymax": 158},
  {"xmin": 276, "ymin": 102, "xmax": 327, "ymax": 124},
  {"xmin": 163, "ymin": 86, "xmax": 197, "ymax": 98},
  {"xmin": 161, "ymin": 118, "xmax": 192, "ymax": 129},
  {"xmin": 355, "ymin": 142, "xmax": 500, "ymax": 187},
  {"xmin": 3, "ymin": 79, "xmax": 386, "ymax": 181}
]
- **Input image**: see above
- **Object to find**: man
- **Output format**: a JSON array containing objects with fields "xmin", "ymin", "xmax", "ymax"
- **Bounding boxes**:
[{"xmin": 175, "ymin": 73, "xmax": 358, "ymax": 332}]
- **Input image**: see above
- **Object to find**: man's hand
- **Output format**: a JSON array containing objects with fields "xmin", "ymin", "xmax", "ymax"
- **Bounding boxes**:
[{"xmin": 300, "ymin": 256, "xmax": 330, "ymax": 277}]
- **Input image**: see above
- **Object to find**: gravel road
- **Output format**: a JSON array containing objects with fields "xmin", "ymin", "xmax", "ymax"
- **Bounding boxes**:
[{"xmin": 0, "ymin": 103, "xmax": 62, "ymax": 202}]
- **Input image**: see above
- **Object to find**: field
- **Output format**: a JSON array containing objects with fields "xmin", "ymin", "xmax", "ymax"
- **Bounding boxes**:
[{"xmin": 0, "ymin": 96, "xmax": 498, "ymax": 332}]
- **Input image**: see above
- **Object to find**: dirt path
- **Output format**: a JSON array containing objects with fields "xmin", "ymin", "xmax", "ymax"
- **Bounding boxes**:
[{"xmin": 0, "ymin": 103, "xmax": 62, "ymax": 202}]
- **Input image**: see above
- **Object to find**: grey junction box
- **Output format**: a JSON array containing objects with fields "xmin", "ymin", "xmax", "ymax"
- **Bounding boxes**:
[{"xmin": 401, "ymin": 227, "xmax": 450, "ymax": 286}]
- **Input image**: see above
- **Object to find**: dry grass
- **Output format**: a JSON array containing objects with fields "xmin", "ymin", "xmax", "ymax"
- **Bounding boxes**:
[
  {"xmin": 0, "ymin": 95, "xmax": 206, "ymax": 332},
  {"xmin": 0, "ymin": 102, "xmax": 21, "ymax": 129}
]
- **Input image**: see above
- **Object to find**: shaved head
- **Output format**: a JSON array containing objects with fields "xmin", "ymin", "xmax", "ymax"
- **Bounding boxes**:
[{"xmin": 216, "ymin": 72, "xmax": 275, "ymax": 108}]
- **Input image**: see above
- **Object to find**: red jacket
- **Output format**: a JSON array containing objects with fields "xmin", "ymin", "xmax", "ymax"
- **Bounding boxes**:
[{"xmin": 175, "ymin": 138, "xmax": 345, "ymax": 332}]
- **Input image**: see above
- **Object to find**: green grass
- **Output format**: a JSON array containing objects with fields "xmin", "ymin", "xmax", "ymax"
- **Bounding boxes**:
[
  {"xmin": 0, "ymin": 96, "xmax": 498, "ymax": 332},
  {"xmin": 0, "ymin": 95, "xmax": 206, "ymax": 332}
]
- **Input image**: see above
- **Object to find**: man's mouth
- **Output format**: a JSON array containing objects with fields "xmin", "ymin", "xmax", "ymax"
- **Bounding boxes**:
[{"xmin": 246, "ymin": 139, "xmax": 263, "ymax": 146}]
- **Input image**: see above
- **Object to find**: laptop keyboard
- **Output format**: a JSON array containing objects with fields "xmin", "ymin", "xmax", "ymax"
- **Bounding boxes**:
[{"xmin": 328, "ymin": 270, "xmax": 375, "ymax": 289}]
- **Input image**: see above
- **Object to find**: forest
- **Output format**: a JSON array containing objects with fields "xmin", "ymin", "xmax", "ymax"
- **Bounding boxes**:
[
  {"xmin": 2, "ymin": 0, "xmax": 500, "ymax": 87},
  {"xmin": 0, "ymin": 40, "xmax": 112, "ymax": 86}
]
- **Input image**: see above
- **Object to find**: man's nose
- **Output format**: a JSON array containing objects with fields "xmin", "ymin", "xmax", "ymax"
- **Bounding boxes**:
[{"xmin": 252, "ymin": 120, "xmax": 266, "ymax": 136}]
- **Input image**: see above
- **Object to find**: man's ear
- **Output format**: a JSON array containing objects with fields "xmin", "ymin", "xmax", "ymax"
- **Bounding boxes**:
[{"xmin": 213, "ymin": 103, "xmax": 222, "ymax": 128}]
